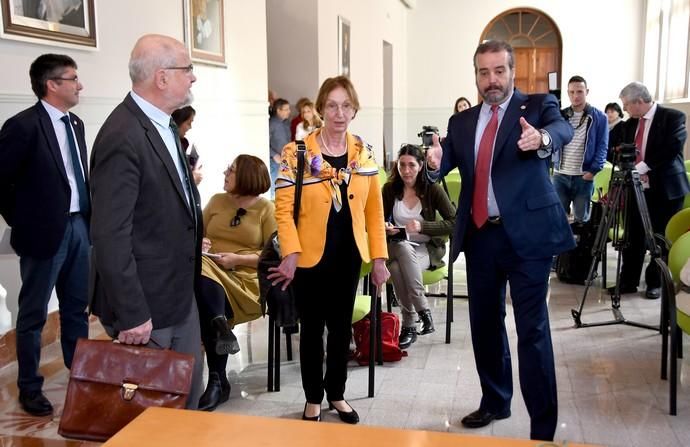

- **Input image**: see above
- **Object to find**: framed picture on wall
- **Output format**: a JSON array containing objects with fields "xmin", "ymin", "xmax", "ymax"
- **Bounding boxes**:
[
  {"xmin": 338, "ymin": 16, "xmax": 350, "ymax": 78},
  {"xmin": 185, "ymin": 0, "xmax": 225, "ymax": 66},
  {"xmin": 0, "ymin": 0, "xmax": 96, "ymax": 47}
]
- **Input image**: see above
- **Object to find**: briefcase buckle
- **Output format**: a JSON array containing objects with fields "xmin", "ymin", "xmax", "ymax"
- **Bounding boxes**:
[{"xmin": 122, "ymin": 382, "xmax": 139, "ymax": 401}]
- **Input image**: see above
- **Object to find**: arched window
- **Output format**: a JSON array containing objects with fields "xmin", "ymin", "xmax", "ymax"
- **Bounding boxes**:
[{"xmin": 481, "ymin": 9, "xmax": 562, "ymax": 94}]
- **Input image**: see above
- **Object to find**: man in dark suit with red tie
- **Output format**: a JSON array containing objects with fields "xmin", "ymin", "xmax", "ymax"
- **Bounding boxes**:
[
  {"xmin": 0, "ymin": 54, "xmax": 90, "ymax": 416},
  {"xmin": 614, "ymin": 82, "xmax": 690, "ymax": 299},
  {"xmin": 427, "ymin": 40, "xmax": 573, "ymax": 441}
]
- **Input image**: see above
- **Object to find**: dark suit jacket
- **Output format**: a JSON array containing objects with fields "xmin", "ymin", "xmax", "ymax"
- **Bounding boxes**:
[
  {"xmin": 623, "ymin": 105, "xmax": 690, "ymax": 200},
  {"xmin": 89, "ymin": 94, "xmax": 203, "ymax": 331},
  {"xmin": 0, "ymin": 102, "xmax": 89, "ymax": 258},
  {"xmin": 441, "ymin": 89, "xmax": 575, "ymax": 261}
]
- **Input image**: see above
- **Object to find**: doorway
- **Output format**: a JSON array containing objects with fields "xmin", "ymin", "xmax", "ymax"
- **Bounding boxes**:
[{"xmin": 481, "ymin": 9, "xmax": 562, "ymax": 95}]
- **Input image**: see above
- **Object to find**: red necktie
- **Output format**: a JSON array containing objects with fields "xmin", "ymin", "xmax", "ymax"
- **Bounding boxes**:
[
  {"xmin": 634, "ymin": 117, "xmax": 646, "ymax": 163},
  {"xmin": 472, "ymin": 105, "xmax": 499, "ymax": 227}
]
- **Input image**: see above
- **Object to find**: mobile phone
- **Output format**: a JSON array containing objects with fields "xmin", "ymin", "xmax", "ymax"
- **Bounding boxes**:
[
  {"xmin": 388, "ymin": 226, "xmax": 407, "ymax": 242},
  {"xmin": 202, "ymin": 252, "xmax": 221, "ymax": 259}
]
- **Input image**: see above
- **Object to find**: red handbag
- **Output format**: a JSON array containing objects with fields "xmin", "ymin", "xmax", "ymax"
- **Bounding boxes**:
[{"xmin": 58, "ymin": 338, "xmax": 194, "ymax": 441}]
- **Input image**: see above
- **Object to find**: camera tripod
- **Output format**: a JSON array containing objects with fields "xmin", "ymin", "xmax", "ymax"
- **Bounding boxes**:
[{"xmin": 571, "ymin": 166, "xmax": 667, "ymax": 331}]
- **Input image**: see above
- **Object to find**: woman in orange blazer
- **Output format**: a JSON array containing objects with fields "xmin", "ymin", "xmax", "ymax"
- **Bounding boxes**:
[{"xmin": 269, "ymin": 76, "xmax": 389, "ymax": 424}]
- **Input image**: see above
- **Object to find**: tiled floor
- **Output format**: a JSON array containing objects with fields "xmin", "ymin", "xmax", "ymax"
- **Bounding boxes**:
[{"xmin": 0, "ymin": 252, "xmax": 689, "ymax": 446}]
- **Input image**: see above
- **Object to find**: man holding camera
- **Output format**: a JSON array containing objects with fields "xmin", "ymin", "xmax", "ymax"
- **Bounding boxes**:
[
  {"xmin": 552, "ymin": 75, "xmax": 608, "ymax": 222},
  {"xmin": 614, "ymin": 82, "xmax": 689, "ymax": 299},
  {"xmin": 427, "ymin": 40, "xmax": 573, "ymax": 441}
]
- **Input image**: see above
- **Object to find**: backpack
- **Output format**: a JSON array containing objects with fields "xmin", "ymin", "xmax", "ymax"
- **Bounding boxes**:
[
  {"xmin": 555, "ymin": 202, "xmax": 602, "ymax": 285},
  {"xmin": 352, "ymin": 312, "xmax": 404, "ymax": 365}
]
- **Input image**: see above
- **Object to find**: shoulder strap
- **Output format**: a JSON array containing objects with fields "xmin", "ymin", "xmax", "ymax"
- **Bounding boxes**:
[{"xmin": 293, "ymin": 140, "xmax": 306, "ymax": 225}]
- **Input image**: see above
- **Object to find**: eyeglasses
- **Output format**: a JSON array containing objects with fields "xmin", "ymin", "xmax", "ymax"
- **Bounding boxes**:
[
  {"xmin": 163, "ymin": 64, "xmax": 194, "ymax": 73},
  {"xmin": 51, "ymin": 76, "xmax": 79, "ymax": 82},
  {"xmin": 230, "ymin": 208, "xmax": 247, "ymax": 227},
  {"xmin": 324, "ymin": 102, "xmax": 354, "ymax": 114}
]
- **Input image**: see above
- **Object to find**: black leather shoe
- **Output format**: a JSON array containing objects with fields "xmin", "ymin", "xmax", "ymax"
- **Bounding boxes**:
[
  {"xmin": 607, "ymin": 285, "xmax": 637, "ymax": 295},
  {"xmin": 460, "ymin": 408, "xmax": 511, "ymax": 428},
  {"xmin": 301, "ymin": 402, "xmax": 321, "ymax": 421},
  {"xmin": 211, "ymin": 315, "xmax": 240, "ymax": 355},
  {"xmin": 198, "ymin": 372, "xmax": 230, "ymax": 411},
  {"xmin": 645, "ymin": 287, "xmax": 661, "ymax": 299},
  {"xmin": 418, "ymin": 309, "xmax": 435, "ymax": 335},
  {"xmin": 18, "ymin": 390, "xmax": 53, "ymax": 417},
  {"xmin": 399, "ymin": 326, "xmax": 417, "ymax": 349},
  {"xmin": 328, "ymin": 400, "xmax": 359, "ymax": 424}
]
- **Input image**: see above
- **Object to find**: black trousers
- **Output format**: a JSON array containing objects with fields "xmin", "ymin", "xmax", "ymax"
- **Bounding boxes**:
[
  {"xmin": 293, "ymin": 246, "xmax": 361, "ymax": 404},
  {"xmin": 620, "ymin": 189, "xmax": 684, "ymax": 289}
]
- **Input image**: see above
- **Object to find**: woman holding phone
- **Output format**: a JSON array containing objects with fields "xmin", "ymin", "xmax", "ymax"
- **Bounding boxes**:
[{"xmin": 382, "ymin": 144, "xmax": 456, "ymax": 349}]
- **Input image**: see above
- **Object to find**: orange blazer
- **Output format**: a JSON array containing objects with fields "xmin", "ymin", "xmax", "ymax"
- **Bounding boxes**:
[{"xmin": 275, "ymin": 130, "xmax": 388, "ymax": 268}]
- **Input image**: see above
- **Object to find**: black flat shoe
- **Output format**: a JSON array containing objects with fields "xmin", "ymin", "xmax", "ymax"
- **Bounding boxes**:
[
  {"xmin": 645, "ymin": 287, "xmax": 661, "ymax": 299},
  {"xmin": 460, "ymin": 408, "xmax": 511, "ymax": 428},
  {"xmin": 198, "ymin": 372, "xmax": 230, "ymax": 411},
  {"xmin": 327, "ymin": 400, "xmax": 359, "ymax": 424},
  {"xmin": 301, "ymin": 402, "xmax": 321, "ymax": 421},
  {"xmin": 18, "ymin": 390, "xmax": 53, "ymax": 417}
]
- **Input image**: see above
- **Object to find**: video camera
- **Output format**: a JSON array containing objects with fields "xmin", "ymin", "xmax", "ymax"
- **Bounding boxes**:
[
  {"xmin": 615, "ymin": 143, "xmax": 638, "ymax": 171},
  {"xmin": 417, "ymin": 125, "xmax": 439, "ymax": 148}
]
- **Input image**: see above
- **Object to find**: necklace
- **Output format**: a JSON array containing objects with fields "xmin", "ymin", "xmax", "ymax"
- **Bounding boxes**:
[{"xmin": 320, "ymin": 132, "xmax": 347, "ymax": 157}]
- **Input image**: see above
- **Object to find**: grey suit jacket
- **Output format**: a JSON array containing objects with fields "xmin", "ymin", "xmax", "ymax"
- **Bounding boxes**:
[{"xmin": 89, "ymin": 93, "xmax": 203, "ymax": 331}]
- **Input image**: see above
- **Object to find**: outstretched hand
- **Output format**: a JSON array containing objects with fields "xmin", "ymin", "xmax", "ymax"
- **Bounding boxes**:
[{"xmin": 517, "ymin": 117, "xmax": 542, "ymax": 151}]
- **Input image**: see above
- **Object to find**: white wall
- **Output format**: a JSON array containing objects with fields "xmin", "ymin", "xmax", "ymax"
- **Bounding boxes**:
[
  {"xmin": 266, "ymin": 0, "xmax": 320, "ymax": 105},
  {"xmin": 0, "ymin": 0, "xmax": 269, "ymax": 332},
  {"xmin": 406, "ymin": 0, "xmax": 645, "ymax": 142},
  {"xmin": 315, "ymin": 0, "xmax": 409, "ymax": 163}
]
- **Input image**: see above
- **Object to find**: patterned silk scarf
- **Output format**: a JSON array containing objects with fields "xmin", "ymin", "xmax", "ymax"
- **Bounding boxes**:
[{"xmin": 276, "ymin": 130, "xmax": 379, "ymax": 212}]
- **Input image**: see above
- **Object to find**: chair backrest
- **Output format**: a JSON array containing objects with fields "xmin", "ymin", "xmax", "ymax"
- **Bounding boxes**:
[
  {"xmin": 592, "ymin": 162, "xmax": 613, "ymax": 202},
  {"xmin": 665, "ymin": 208, "xmax": 690, "ymax": 245},
  {"xmin": 444, "ymin": 169, "xmax": 461, "ymax": 207},
  {"xmin": 378, "ymin": 165, "xmax": 388, "ymax": 186},
  {"xmin": 668, "ymin": 231, "xmax": 690, "ymax": 283}
]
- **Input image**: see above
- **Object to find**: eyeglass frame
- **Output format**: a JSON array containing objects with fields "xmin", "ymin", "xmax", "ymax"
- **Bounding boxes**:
[
  {"xmin": 323, "ymin": 101, "xmax": 355, "ymax": 115},
  {"xmin": 162, "ymin": 64, "xmax": 194, "ymax": 73},
  {"xmin": 230, "ymin": 208, "xmax": 247, "ymax": 227},
  {"xmin": 50, "ymin": 76, "xmax": 80, "ymax": 82}
]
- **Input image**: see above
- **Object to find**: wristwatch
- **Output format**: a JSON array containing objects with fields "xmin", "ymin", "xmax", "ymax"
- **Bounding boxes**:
[{"xmin": 539, "ymin": 129, "xmax": 552, "ymax": 148}]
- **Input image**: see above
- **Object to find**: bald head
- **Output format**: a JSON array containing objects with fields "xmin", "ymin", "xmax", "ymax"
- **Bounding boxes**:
[
  {"xmin": 129, "ymin": 34, "xmax": 185, "ymax": 85},
  {"xmin": 128, "ymin": 34, "xmax": 196, "ymax": 114}
]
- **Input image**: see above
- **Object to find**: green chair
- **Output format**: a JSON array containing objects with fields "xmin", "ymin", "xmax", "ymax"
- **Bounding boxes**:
[
  {"xmin": 592, "ymin": 162, "xmax": 613, "ymax": 202},
  {"xmin": 684, "ymin": 159, "xmax": 690, "ymax": 172},
  {"xmin": 664, "ymin": 231, "xmax": 690, "ymax": 415},
  {"xmin": 683, "ymin": 173, "xmax": 690, "ymax": 209},
  {"xmin": 665, "ymin": 208, "xmax": 690, "ymax": 246},
  {"xmin": 378, "ymin": 165, "xmax": 388, "ymax": 186},
  {"xmin": 444, "ymin": 169, "xmax": 461, "ymax": 207}
]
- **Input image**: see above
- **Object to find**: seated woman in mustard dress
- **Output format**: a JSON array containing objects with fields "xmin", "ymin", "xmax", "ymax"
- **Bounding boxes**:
[{"xmin": 197, "ymin": 154, "xmax": 276, "ymax": 411}]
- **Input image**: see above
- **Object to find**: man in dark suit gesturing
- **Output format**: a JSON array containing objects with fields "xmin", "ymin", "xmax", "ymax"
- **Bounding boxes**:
[
  {"xmin": 0, "ymin": 54, "xmax": 90, "ymax": 416},
  {"xmin": 89, "ymin": 34, "xmax": 204, "ymax": 408},
  {"xmin": 427, "ymin": 41, "xmax": 574, "ymax": 441},
  {"xmin": 614, "ymin": 82, "xmax": 690, "ymax": 299}
]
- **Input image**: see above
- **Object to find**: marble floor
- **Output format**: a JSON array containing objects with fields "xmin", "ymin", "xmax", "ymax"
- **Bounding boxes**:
[{"xmin": 0, "ymin": 252, "xmax": 689, "ymax": 446}]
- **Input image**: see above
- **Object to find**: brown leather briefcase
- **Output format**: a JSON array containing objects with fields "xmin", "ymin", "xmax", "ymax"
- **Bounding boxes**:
[{"xmin": 58, "ymin": 338, "xmax": 195, "ymax": 441}]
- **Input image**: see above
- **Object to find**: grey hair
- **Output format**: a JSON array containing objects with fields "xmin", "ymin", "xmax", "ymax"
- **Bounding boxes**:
[
  {"xmin": 619, "ymin": 82, "xmax": 652, "ymax": 104},
  {"xmin": 128, "ymin": 35, "xmax": 181, "ymax": 84}
]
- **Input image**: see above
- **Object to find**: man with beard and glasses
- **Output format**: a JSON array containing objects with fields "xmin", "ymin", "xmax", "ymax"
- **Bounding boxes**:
[
  {"xmin": 89, "ymin": 34, "xmax": 204, "ymax": 408},
  {"xmin": 426, "ymin": 40, "xmax": 573, "ymax": 441}
]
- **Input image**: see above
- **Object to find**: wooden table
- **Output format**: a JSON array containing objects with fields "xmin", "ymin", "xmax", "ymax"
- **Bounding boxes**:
[{"xmin": 103, "ymin": 407, "xmax": 600, "ymax": 447}]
